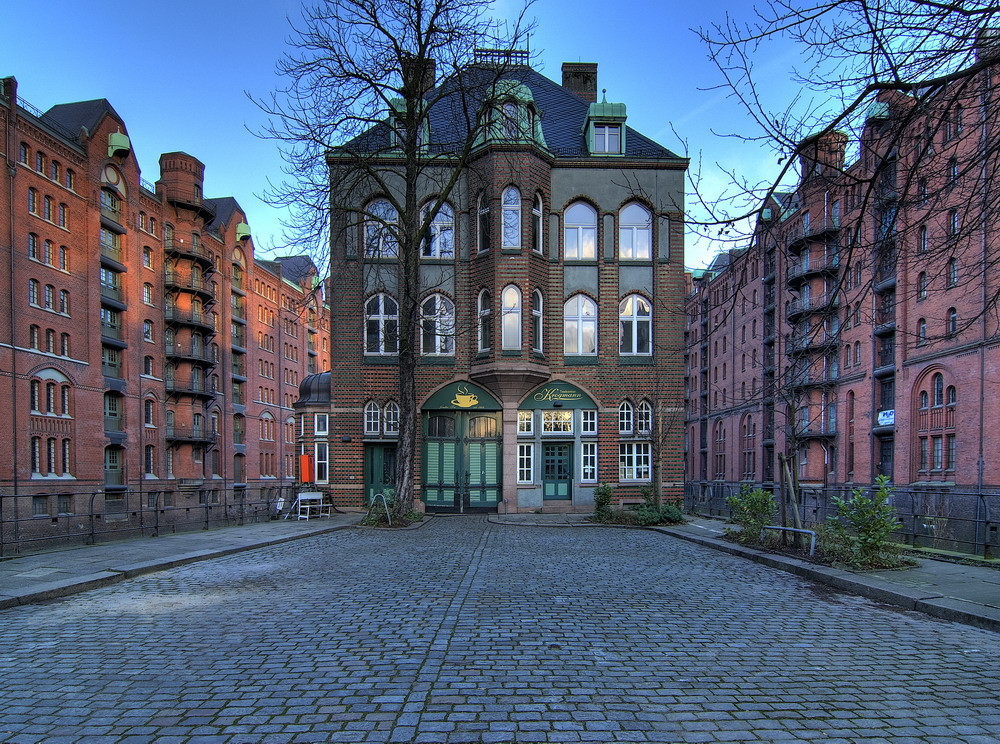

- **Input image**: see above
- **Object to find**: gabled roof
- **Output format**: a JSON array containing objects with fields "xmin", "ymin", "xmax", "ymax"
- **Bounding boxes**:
[
  {"xmin": 274, "ymin": 255, "xmax": 318, "ymax": 284},
  {"xmin": 42, "ymin": 99, "xmax": 125, "ymax": 140}
]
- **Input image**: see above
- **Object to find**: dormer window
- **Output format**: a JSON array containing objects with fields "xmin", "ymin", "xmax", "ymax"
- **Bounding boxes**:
[
  {"xmin": 593, "ymin": 124, "xmax": 620, "ymax": 153},
  {"xmin": 585, "ymin": 98, "xmax": 626, "ymax": 155}
]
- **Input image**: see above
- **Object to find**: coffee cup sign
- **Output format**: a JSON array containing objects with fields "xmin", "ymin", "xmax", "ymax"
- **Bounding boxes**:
[{"xmin": 451, "ymin": 385, "xmax": 479, "ymax": 408}]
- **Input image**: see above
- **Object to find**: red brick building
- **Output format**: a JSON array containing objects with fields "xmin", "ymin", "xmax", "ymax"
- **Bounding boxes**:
[
  {"xmin": 295, "ymin": 57, "xmax": 688, "ymax": 513},
  {"xmin": 0, "ymin": 77, "xmax": 329, "ymax": 548},
  {"xmin": 685, "ymin": 55, "xmax": 1000, "ymax": 514}
]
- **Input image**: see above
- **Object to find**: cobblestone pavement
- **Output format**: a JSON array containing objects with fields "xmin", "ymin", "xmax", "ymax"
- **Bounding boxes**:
[{"xmin": 2, "ymin": 517, "xmax": 999, "ymax": 744}]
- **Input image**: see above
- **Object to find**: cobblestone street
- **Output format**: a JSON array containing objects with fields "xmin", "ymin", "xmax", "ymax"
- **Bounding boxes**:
[{"xmin": 1, "ymin": 517, "xmax": 999, "ymax": 744}]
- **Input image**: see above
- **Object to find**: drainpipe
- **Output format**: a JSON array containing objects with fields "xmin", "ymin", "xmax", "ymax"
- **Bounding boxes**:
[{"xmin": 4, "ymin": 78, "xmax": 20, "ymax": 504}]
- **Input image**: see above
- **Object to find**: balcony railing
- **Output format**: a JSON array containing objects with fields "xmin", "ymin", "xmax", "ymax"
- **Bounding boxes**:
[
  {"xmin": 164, "ymin": 271, "xmax": 214, "ymax": 296},
  {"xmin": 164, "ymin": 343, "xmax": 214, "ymax": 363},
  {"xmin": 164, "ymin": 376, "xmax": 213, "ymax": 396},
  {"xmin": 100, "ymin": 241, "xmax": 122, "ymax": 263},
  {"xmin": 165, "ymin": 425, "xmax": 217, "ymax": 442},
  {"xmin": 100, "ymin": 284, "xmax": 124, "ymax": 303},
  {"xmin": 786, "ymin": 217, "xmax": 840, "ymax": 246},
  {"xmin": 103, "ymin": 468, "xmax": 124, "ymax": 486},
  {"xmin": 104, "ymin": 416, "xmax": 123, "ymax": 432},
  {"xmin": 165, "ymin": 237, "xmax": 212, "ymax": 262},
  {"xmin": 164, "ymin": 308, "xmax": 214, "ymax": 329},
  {"xmin": 787, "ymin": 294, "xmax": 837, "ymax": 318},
  {"xmin": 786, "ymin": 254, "xmax": 840, "ymax": 283},
  {"xmin": 100, "ymin": 204, "xmax": 123, "ymax": 224},
  {"xmin": 102, "ymin": 362, "xmax": 123, "ymax": 379},
  {"xmin": 101, "ymin": 323, "xmax": 124, "ymax": 341}
]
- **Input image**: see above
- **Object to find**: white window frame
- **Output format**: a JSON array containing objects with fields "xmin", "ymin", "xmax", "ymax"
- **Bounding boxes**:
[
  {"xmin": 593, "ymin": 123, "xmax": 621, "ymax": 154},
  {"xmin": 314, "ymin": 441, "xmax": 329, "ymax": 483},
  {"xmin": 477, "ymin": 290, "xmax": 492, "ymax": 353},
  {"xmin": 501, "ymin": 285, "xmax": 522, "ymax": 350},
  {"xmin": 531, "ymin": 289, "xmax": 543, "ymax": 353},
  {"xmin": 582, "ymin": 409, "xmax": 598, "ymax": 435},
  {"xmin": 581, "ymin": 442, "xmax": 598, "ymax": 482},
  {"xmin": 619, "ymin": 441, "xmax": 651, "ymax": 482},
  {"xmin": 517, "ymin": 410, "xmax": 533, "ymax": 435},
  {"xmin": 563, "ymin": 294, "xmax": 597, "ymax": 355},
  {"xmin": 422, "ymin": 202, "xmax": 454, "ymax": 259},
  {"xmin": 517, "ymin": 443, "xmax": 534, "ymax": 483},
  {"xmin": 564, "ymin": 202, "xmax": 597, "ymax": 260},
  {"xmin": 364, "ymin": 199, "xmax": 399, "ymax": 259},
  {"xmin": 619, "ymin": 203, "xmax": 652, "ymax": 260},
  {"xmin": 314, "ymin": 413, "xmax": 329, "ymax": 436},
  {"xmin": 384, "ymin": 402, "xmax": 400, "ymax": 435},
  {"xmin": 364, "ymin": 293, "xmax": 399, "ymax": 355},
  {"xmin": 637, "ymin": 401, "xmax": 653, "ymax": 435},
  {"xmin": 619, "ymin": 294, "xmax": 652, "ymax": 355},
  {"xmin": 502, "ymin": 186, "xmax": 521, "ymax": 249},
  {"xmin": 619, "ymin": 401, "xmax": 634, "ymax": 434},
  {"xmin": 542, "ymin": 410, "xmax": 573, "ymax": 434},
  {"xmin": 420, "ymin": 294, "xmax": 455, "ymax": 356},
  {"xmin": 364, "ymin": 401, "xmax": 381, "ymax": 435}
]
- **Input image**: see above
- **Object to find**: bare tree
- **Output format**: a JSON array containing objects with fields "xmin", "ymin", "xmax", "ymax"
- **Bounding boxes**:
[{"xmin": 253, "ymin": 0, "xmax": 533, "ymax": 514}]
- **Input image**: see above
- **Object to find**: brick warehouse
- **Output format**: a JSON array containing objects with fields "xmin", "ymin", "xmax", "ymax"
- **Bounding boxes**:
[
  {"xmin": 0, "ymin": 77, "xmax": 330, "ymax": 550},
  {"xmin": 294, "ymin": 55, "xmax": 689, "ymax": 513},
  {"xmin": 684, "ymin": 46, "xmax": 1000, "ymax": 543}
]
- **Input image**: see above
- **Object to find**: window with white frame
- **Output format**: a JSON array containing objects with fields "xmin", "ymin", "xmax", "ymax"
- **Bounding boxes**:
[
  {"xmin": 532, "ymin": 194, "xmax": 543, "ymax": 253},
  {"xmin": 619, "ymin": 401, "xmax": 634, "ymax": 434},
  {"xmin": 564, "ymin": 202, "xmax": 597, "ymax": 260},
  {"xmin": 564, "ymin": 294, "xmax": 597, "ymax": 355},
  {"xmin": 619, "ymin": 203, "xmax": 652, "ymax": 260},
  {"xmin": 531, "ymin": 290, "xmax": 543, "ymax": 353},
  {"xmin": 314, "ymin": 441, "xmax": 329, "ymax": 483},
  {"xmin": 420, "ymin": 294, "xmax": 455, "ymax": 355},
  {"xmin": 314, "ymin": 413, "xmax": 329, "ymax": 436},
  {"xmin": 477, "ymin": 290, "xmax": 492, "ymax": 352},
  {"xmin": 637, "ymin": 401, "xmax": 653, "ymax": 434},
  {"xmin": 477, "ymin": 192, "xmax": 491, "ymax": 253},
  {"xmin": 581, "ymin": 442, "xmax": 598, "ymax": 481},
  {"xmin": 582, "ymin": 409, "xmax": 598, "ymax": 435},
  {"xmin": 542, "ymin": 410, "xmax": 573, "ymax": 433},
  {"xmin": 619, "ymin": 442, "xmax": 651, "ymax": 481},
  {"xmin": 502, "ymin": 186, "xmax": 521, "ymax": 248},
  {"xmin": 364, "ymin": 402, "xmax": 381, "ymax": 434},
  {"xmin": 593, "ymin": 123, "xmax": 621, "ymax": 153},
  {"xmin": 517, "ymin": 444, "xmax": 534, "ymax": 483},
  {"xmin": 384, "ymin": 402, "xmax": 400, "ymax": 435},
  {"xmin": 364, "ymin": 199, "xmax": 398, "ymax": 258},
  {"xmin": 619, "ymin": 295, "xmax": 652, "ymax": 355},
  {"xmin": 365, "ymin": 294, "xmax": 398, "ymax": 354},
  {"xmin": 517, "ymin": 410, "xmax": 533, "ymax": 435},
  {"xmin": 422, "ymin": 202, "xmax": 454, "ymax": 258},
  {"xmin": 501, "ymin": 285, "xmax": 522, "ymax": 350}
]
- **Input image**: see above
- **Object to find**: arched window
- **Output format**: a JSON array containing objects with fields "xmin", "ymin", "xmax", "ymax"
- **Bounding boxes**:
[
  {"xmin": 422, "ymin": 202, "xmax": 454, "ymax": 258},
  {"xmin": 364, "ymin": 401, "xmax": 381, "ymax": 434},
  {"xmin": 44, "ymin": 284, "xmax": 54, "ymax": 309},
  {"xmin": 144, "ymin": 399, "xmax": 155, "ymax": 426},
  {"xmin": 918, "ymin": 225, "xmax": 927, "ymax": 253},
  {"xmin": 143, "ymin": 283, "xmax": 154, "ymax": 305},
  {"xmin": 947, "ymin": 307, "xmax": 958, "ymax": 336},
  {"xmin": 947, "ymin": 257, "xmax": 958, "ymax": 287},
  {"xmin": 531, "ymin": 194, "xmax": 543, "ymax": 253},
  {"xmin": 531, "ymin": 289, "xmax": 543, "ymax": 353},
  {"xmin": 260, "ymin": 413, "xmax": 275, "ymax": 441},
  {"xmin": 618, "ymin": 401, "xmax": 634, "ymax": 434},
  {"xmin": 854, "ymin": 340, "xmax": 861, "ymax": 365},
  {"xmin": 932, "ymin": 373, "xmax": 944, "ymax": 406},
  {"xmin": 28, "ymin": 279, "xmax": 39, "ymax": 305},
  {"xmin": 501, "ymin": 285, "xmax": 522, "ymax": 350},
  {"xmin": 564, "ymin": 202, "xmax": 597, "ymax": 260},
  {"xmin": 364, "ymin": 294, "xmax": 398, "ymax": 355},
  {"xmin": 28, "ymin": 187, "xmax": 37, "ymax": 214},
  {"xmin": 364, "ymin": 199, "xmax": 398, "ymax": 258},
  {"xmin": 477, "ymin": 192, "xmax": 491, "ymax": 253},
  {"xmin": 637, "ymin": 401, "xmax": 653, "ymax": 434},
  {"xmin": 917, "ymin": 318, "xmax": 927, "ymax": 346},
  {"xmin": 477, "ymin": 290, "xmax": 492, "ymax": 352},
  {"xmin": 713, "ymin": 420, "xmax": 726, "ymax": 480},
  {"xmin": 917, "ymin": 272, "xmax": 928, "ymax": 300},
  {"xmin": 619, "ymin": 203, "xmax": 652, "ymax": 260},
  {"xmin": 420, "ymin": 294, "xmax": 455, "ymax": 355},
  {"xmin": 384, "ymin": 402, "xmax": 400, "ymax": 435},
  {"xmin": 564, "ymin": 294, "xmax": 597, "ymax": 355},
  {"xmin": 502, "ymin": 187, "xmax": 521, "ymax": 248},
  {"xmin": 949, "ymin": 209, "xmax": 959, "ymax": 235},
  {"xmin": 619, "ymin": 294, "xmax": 652, "ymax": 355}
]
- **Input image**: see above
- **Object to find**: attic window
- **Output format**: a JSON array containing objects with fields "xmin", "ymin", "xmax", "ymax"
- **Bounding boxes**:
[{"xmin": 593, "ymin": 124, "xmax": 620, "ymax": 153}]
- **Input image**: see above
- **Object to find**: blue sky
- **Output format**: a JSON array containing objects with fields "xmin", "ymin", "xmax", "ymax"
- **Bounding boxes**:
[{"xmin": 1, "ymin": 0, "xmax": 800, "ymax": 269}]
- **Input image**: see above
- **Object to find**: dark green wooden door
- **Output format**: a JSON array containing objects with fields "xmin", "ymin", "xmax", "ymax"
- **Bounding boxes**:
[
  {"xmin": 542, "ymin": 443, "xmax": 572, "ymax": 500},
  {"xmin": 422, "ymin": 412, "xmax": 501, "ymax": 512},
  {"xmin": 364, "ymin": 444, "xmax": 397, "ymax": 504}
]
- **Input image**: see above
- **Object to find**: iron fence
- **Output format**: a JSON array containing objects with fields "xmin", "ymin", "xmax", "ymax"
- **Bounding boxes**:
[
  {"xmin": 0, "ymin": 482, "xmax": 301, "ymax": 557},
  {"xmin": 685, "ymin": 481, "xmax": 1000, "ymax": 558}
]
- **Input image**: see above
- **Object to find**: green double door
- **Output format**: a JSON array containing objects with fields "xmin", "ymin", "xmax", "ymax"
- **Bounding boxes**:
[
  {"xmin": 423, "ymin": 412, "xmax": 502, "ymax": 512},
  {"xmin": 542, "ymin": 443, "xmax": 572, "ymax": 501}
]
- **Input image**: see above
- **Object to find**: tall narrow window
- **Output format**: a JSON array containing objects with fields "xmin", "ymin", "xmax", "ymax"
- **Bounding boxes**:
[
  {"xmin": 364, "ymin": 199, "xmax": 398, "ymax": 258},
  {"xmin": 619, "ymin": 295, "xmax": 652, "ymax": 355},
  {"xmin": 501, "ymin": 285, "xmax": 522, "ymax": 350},
  {"xmin": 564, "ymin": 295, "xmax": 597, "ymax": 355},
  {"xmin": 422, "ymin": 202, "xmax": 454, "ymax": 258},
  {"xmin": 531, "ymin": 289, "xmax": 543, "ymax": 353},
  {"xmin": 619, "ymin": 203, "xmax": 652, "ymax": 260},
  {"xmin": 947, "ymin": 307, "xmax": 958, "ymax": 336},
  {"xmin": 531, "ymin": 194, "xmax": 543, "ymax": 253},
  {"xmin": 421, "ymin": 294, "xmax": 455, "ymax": 355},
  {"xmin": 502, "ymin": 186, "xmax": 521, "ymax": 248},
  {"xmin": 364, "ymin": 401, "xmax": 381, "ymax": 434},
  {"xmin": 477, "ymin": 192, "xmax": 491, "ymax": 253},
  {"xmin": 947, "ymin": 257, "xmax": 958, "ymax": 287},
  {"xmin": 619, "ymin": 401, "xmax": 634, "ymax": 434},
  {"xmin": 384, "ymin": 402, "xmax": 400, "ymax": 435},
  {"xmin": 564, "ymin": 202, "xmax": 597, "ymax": 260},
  {"xmin": 477, "ymin": 290, "xmax": 492, "ymax": 352},
  {"xmin": 364, "ymin": 294, "xmax": 398, "ymax": 355}
]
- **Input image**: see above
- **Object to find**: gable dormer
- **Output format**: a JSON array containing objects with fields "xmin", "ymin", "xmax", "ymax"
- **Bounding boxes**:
[{"xmin": 585, "ymin": 97, "xmax": 626, "ymax": 156}]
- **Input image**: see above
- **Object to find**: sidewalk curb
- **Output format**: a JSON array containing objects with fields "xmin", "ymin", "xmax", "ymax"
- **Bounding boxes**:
[
  {"xmin": 0, "ymin": 522, "xmax": 359, "ymax": 611},
  {"xmin": 654, "ymin": 526, "xmax": 1000, "ymax": 634}
]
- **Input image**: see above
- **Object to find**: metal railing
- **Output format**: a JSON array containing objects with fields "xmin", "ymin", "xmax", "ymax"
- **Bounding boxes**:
[
  {"xmin": 0, "ymin": 482, "xmax": 300, "ymax": 557},
  {"xmin": 685, "ymin": 481, "xmax": 1000, "ymax": 558}
]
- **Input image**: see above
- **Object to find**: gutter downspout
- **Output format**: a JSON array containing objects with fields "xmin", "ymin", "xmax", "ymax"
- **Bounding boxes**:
[{"xmin": 4, "ymin": 79, "xmax": 21, "ymax": 506}]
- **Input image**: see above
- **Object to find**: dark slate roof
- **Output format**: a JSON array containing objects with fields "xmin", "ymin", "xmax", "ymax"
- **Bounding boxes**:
[
  {"xmin": 295, "ymin": 372, "xmax": 332, "ymax": 407},
  {"xmin": 41, "ymin": 99, "xmax": 124, "ymax": 140},
  {"xmin": 345, "ymin": 64, "xmax": 680, "ymax": 161},
  {"xmin": 205, "ymin": 196, "xmax": 241, "ymax": 232},
  {"xmin": 274, "ymin": 255, "xmax": 318, "ymax": 284}
]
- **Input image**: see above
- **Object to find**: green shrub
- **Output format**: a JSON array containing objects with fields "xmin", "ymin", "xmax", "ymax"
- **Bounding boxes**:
[
  {"xmin": 827, "ymin": 475, "xmax": 905, "ymax": 569},
  {"xmin": 593, "ymin": 483, "xmax": 614, "ymax": 521},
  {"xmin": 725, "ymin": 485, "xmax": 776, "ymax": 545}
]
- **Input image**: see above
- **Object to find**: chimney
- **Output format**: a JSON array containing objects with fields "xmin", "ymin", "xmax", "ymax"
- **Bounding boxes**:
[
  {"xmin": 402, "ymin": 56, "xmax": 436, "ymax": 96},
  {"xmin": 561, "ymin": 62, "xmax": 598, "ymax": 103}
]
